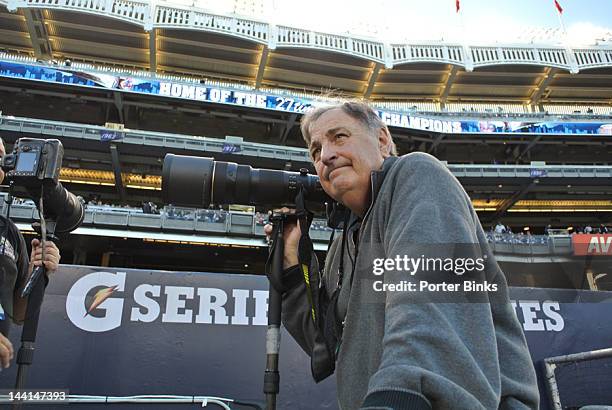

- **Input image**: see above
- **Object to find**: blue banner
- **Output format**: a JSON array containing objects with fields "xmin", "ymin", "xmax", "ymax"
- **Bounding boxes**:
[
  {"xmin": 1, "ymin": 265, "xmax": 611, "ymax": 409},
  {"xmin": 2, "ymin": 59, "xmax": 612, "ymax": 136},
  {"xmin": 222, "ymin": 142, "xmax": 242, "ymax": 153},
  {"xmin": 99, "ymin": 130, "xmax": 123, "ymax": 142}
]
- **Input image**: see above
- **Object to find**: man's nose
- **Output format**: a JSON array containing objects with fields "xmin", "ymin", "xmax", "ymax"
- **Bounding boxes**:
[{"xmin": 320, "ymin": 143, "xmax": 337, "ymax": 166}]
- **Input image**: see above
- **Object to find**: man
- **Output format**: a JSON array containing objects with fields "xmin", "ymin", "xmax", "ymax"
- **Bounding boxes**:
[
  {"xmin": 267, "ymin": 102, "xmax": 539, "ymax": 409},
  {"xmin": 494, "ymin": 221, "xmax": 506, "ymax": 234},
  {"xmin": 0, "ymin": 138, "xmax": 61, "ymax": 369}
]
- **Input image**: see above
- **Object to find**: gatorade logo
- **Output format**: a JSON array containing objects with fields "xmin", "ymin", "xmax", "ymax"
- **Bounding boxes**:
[{"xmin": 66, "ymin": 271, "xmax": 126, "ymax": 332}]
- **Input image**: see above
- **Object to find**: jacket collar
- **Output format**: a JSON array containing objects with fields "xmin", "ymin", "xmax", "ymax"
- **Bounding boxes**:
[
  {"xmin": 370, "ymin": 155, "xmax": 400, "ymax": 207},
  {"xmin": 343, "ymin": 155, "xmax": 400, "ymax": 229}
]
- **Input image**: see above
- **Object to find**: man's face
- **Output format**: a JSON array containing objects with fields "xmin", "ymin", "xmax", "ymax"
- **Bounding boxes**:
[{"xmin": 308, "ymin": 108, "xmax": 389, "ymax": 216}]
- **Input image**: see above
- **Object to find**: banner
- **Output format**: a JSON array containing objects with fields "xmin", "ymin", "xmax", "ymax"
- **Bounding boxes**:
[
  {"xmin": 572, "ymin": 234, "xmax": 612, "ymax": 256},
  {"xmin": 99, "ymin": 130, "xmax": 124, "ymax": 142},
  {"xmin": 1, "ymin": 266, "xmax": 612, "ymax": 409},
  {"xmin": 2, "ymin": 59, "xmax": 611, "ymax": 136}
]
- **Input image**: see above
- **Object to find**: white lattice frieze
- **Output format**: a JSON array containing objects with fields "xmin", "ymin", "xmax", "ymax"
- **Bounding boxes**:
[
  {"xmin": 155, "ymin": 5, "xmax": 190, "ymax": 25},
  {"xmin": 392, "ymin": 44, "xmax": 463, "ymax": 67},
  {"xmin": 11, "ymin": 0, "xmax": 148, "ymax": 25},
  {"xmin": 573, "ymin": 48, "xmax": 612, "ymax": 70},
  {"xmin": 536, "ymin": 48, "xmax": 569, "ymax": 68},
  {"xmin": 276, "ymin": 26, "xmax": 311, "ymax": 46},
  {"xmin": 154, "ymin": 7, "xmax": 267, "ymax": 44}
]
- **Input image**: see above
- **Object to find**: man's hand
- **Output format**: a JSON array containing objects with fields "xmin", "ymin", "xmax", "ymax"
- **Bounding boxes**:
[
  {"xmin": 0, "ymin": 332, "xmax": 14, "ymax": 369},
  {"xmin": 264, "ymin": 207, "xmax": 301, "ymax": 270},
  {"xmin": 29, "ymin": 239, "xmax": 60, "ymax": 273},
  {"xmin": 13, "ymin": 239, "xmax": 62, "ymax": 323}
]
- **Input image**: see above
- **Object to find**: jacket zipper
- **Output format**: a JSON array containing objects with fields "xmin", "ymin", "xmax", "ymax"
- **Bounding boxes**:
[
  {"xmin": 358, "ymin": 172, "xmax": 378, "ymax": 244},
  {"xmin": 341, "ymin": 172, "xmax": 377, "ymax": 330}
]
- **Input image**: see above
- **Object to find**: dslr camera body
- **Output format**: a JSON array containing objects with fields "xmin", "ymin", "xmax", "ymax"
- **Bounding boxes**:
[
  {"xmin": 0, "ymin": 138, "xmax": 84, "ymax": 234},
  {"xmin": 1, "ymin": 138, "xmax": 63, "ymax": 188}
]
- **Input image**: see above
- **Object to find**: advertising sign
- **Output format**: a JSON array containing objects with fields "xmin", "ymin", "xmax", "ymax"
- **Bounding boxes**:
[
  {"xmin": 1, "ymin": 267, "xmax": 611, "ymax": 409},
  {"xmin": 2, "ymin": 59, "xmax": 611, "ymax": 136},
  {"xmin": 572, "ymin": 234, "xmax": 612, "ymax": 256}
]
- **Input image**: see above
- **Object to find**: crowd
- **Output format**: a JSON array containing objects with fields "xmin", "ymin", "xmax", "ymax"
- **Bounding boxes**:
[
  {"xmin": 486, "ymin": 231, "xmax": 549, "ymax": 246},
  {"xmin": 493, "ymin": 221, "xmax": 609, "ymax": 236},
  {"xmin": 197, "ymin": 208, "xmax": 226, "ymax": 223},
  {"xmin": 563, "ymin": 224, "xmax": 609, "ymax": 234},
  {"xmin": 254, "ymin": 212, "xmax": 333, "ymax": 231},
  {"xmin": 7, "ymin": 197, "xmax": 609, "ymax": 237},
  {"xmin": 489, "ymin": 222, "xmax": 610, "ymax": 246}
]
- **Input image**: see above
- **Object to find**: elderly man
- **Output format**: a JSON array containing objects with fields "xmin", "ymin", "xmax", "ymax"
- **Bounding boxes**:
[
  {"xmin": 0, "ymin": 137, "xmax": 61, "ymax": 369},
  {"xmin": 267, "ymin": 102, "xmax": 539, "ymax": 409}
]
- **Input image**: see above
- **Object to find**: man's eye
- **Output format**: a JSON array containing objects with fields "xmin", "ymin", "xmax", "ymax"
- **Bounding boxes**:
[{"xmin": 336, "ymin": 134, "xmax": 347, "ymax": 139}]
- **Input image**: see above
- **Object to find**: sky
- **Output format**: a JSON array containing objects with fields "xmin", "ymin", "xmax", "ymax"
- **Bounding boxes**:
[{"xmin": 187, "ymin": 0, "xmax": 612, "ymax": 46}]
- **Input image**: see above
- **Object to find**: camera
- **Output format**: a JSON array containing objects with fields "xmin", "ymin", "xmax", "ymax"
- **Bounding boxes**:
[
  {"xmin": 162, "ymin": 154, "xmax": 329, "ymax": 208},
  {"xmin": 1, "ymin": 138, "xmax": 84, "ymax": 234},
  {"xmin": 1, "ymin": 138, "xmax": 62, "ymax": 185}
]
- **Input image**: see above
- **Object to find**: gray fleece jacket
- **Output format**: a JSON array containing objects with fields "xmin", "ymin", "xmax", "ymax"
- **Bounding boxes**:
[{"xmin": 282, "ymin": 152, "xmax": 539, "ymax": 410}]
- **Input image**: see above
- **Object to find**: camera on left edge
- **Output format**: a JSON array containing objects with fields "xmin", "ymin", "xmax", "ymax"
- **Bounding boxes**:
[{"xmin": 1, "ymin": 138, "xmax": 84, "ymax": 234}]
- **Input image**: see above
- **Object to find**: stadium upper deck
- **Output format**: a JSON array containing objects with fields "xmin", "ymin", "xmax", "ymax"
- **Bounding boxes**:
[
  {"xmin": 0, "ymin": 0, "xmax": 609, "ymax": 277},
  {"xmin": 0, "ymin": 0, "xmax": 611, "ymax": 109}
]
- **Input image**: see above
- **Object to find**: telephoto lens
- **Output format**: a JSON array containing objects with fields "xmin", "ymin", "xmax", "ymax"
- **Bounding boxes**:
[
  {"xmin": 38, "ymin": 180, "xmax": 85, "ymax": 233},
  {"xmin": 162, "ymin": 154, "xmax": 329, "ymax": 207},
  {"xmin": 16, "ymin": 180, "xmax": 85, "ymax": 234}
]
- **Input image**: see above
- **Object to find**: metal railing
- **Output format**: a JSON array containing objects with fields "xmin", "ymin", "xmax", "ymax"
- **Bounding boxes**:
[
  {"xmin": 543, "ymin": 347, "xmax": 612, "ymax": 410},
  {"xmin": 2, "ymin": 196, "xmax": 579, "ymax": 254},
  {"xmin": 485, "ymin": 232, "xmax": 573, "ymax": 256},
  {"xmin": 0, "ymin": 198, "xmax": 334, "ymax": 243},
  {"xmin": 0, "ymin": 115, "xmax": 311, "ymax": 163}
]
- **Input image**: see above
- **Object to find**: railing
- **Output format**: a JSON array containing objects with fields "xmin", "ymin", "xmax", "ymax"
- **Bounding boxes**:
[
  {"xmin": 4, "ymin": 0, "xmax": 612, "ymax": 72},
  {"xmin": 448, "ymin": 163, "xmax": 612, "ymax": 179},
  {"xmin": 0, "ymin": 198, "xmax": 334, "ymax": 242},
  {"xmin": 485, "ymin": 232, "xmax": 573, "ymax": 255},
  {"xmin": 0, "ymin": 115, "xmax": 312, "ymax": 163},
  {"xmin": 1, "ymin": 196, "xmax": 582, "ymax": 255}
]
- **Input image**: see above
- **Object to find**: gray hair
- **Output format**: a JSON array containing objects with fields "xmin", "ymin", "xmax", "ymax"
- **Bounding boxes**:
[{"xmin": 300, "ymin": 101, "xmax": 397, "ymax": 156}]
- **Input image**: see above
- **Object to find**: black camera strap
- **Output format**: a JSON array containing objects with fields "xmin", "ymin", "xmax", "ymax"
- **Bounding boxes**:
[{"xmin": 294, "ymin": 189, "xmax": 335, "ymax": 382}]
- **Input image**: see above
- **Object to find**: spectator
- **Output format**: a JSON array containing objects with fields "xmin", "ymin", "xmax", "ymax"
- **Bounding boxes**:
[
  {"xmin": 584, "ymin": 225, "xmax": 593, "ymax": 234},
  {"xmin": 142, "ymin": 202, "xmax": 152, "ymax": 214},
  {"xmin": 494, "ymin": 222, "xmax": 505, "ymax": 234}
]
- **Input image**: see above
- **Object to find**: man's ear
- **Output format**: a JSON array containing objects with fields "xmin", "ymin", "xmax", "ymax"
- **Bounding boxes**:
[{"xmin": 377, "ymin": 127, "xmax": 392, "ymax": 157}]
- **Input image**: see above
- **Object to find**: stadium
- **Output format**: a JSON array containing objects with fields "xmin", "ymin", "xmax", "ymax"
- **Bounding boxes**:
[{"xmin": 0, "ymin": 0, "xmax": 610, "ymax": 409}]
